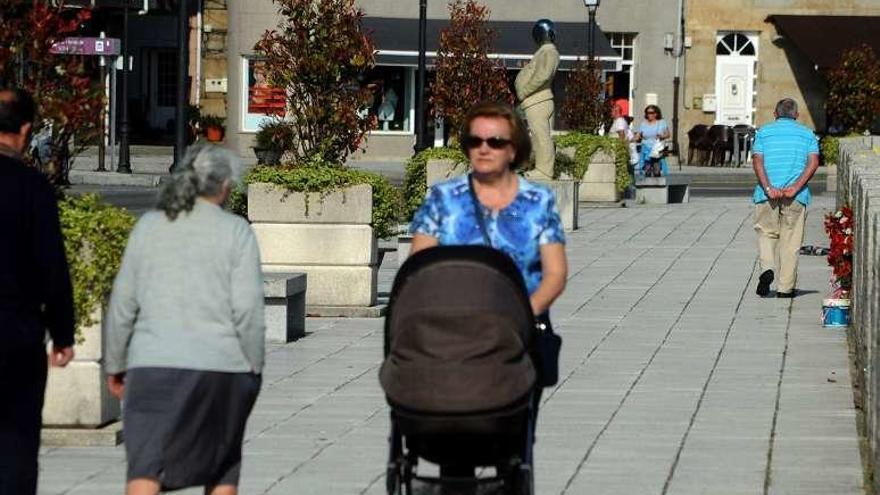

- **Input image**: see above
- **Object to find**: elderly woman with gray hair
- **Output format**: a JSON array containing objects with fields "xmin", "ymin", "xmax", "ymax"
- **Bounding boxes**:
[{"xmin": 104, "ymin": 145, "xmax": 265, "ymax": 495}]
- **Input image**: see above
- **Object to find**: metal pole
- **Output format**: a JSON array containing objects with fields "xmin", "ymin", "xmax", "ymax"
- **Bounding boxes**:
[
  {"xmin": 172, "ymin": 0, "xmax": 189, "ymax": 171},
  {"xmin": 117, "ymin": 4, "xmax": 132, "ymax": 173},
  {"xmin": 588, "ymin": 9, "xmax": 596, "ymax": 61},
  {"xmin": 672, "ymin": 0, "xmax": 685, "ymax": 168},
  {"xmin": 414, "ymin": 0, "xmax": 428, "ymax": 153}
]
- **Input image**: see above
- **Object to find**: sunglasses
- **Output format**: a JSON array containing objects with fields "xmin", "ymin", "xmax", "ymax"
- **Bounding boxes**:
[
  {"xmin": 646, "ymin": 111, "xmax": 657, "ymax": 115},
  {"xmin": 463, "ymin": 135, "xmax": 513, "ymax": 150}
]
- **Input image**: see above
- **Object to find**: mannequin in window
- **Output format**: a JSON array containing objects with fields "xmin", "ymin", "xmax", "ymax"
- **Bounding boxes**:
[
  {"xmin": 515, "ymin": 19, "xmax": 560, "ymax": 179},
  {"xmin": 377, "ymin": 87, "xmax": 398, "ymax": 131}
]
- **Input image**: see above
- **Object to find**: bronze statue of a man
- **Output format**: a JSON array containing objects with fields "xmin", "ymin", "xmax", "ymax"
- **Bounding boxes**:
[{"xmin": 515, "ymin": 19, "xmax": 560, "ymax": 179}]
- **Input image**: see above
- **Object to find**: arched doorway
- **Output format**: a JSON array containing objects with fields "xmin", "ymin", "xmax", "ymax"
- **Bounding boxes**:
[{"xmin": 714, "ymin": 32, "xmax": 758, "ymax": 125}]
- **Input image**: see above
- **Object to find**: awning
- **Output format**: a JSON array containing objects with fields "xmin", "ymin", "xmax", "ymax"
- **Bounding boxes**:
[
  {"xmin": 766, "ymin": 15, "xmax": 880, "ymax": 69},
  {"xmin": 363, "ymin": 17, "xmax": 623, "ymax": 71}
]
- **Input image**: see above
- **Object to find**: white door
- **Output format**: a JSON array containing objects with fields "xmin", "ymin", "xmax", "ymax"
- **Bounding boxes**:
[{"xmin": 715, "ymin": 33, "xmax": 758, "ymax": 125}]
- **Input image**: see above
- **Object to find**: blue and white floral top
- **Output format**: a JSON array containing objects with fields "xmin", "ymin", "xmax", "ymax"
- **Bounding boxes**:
[{"xmin": 410, "ymin": 174, "xmax": 566, "ymax": 295}]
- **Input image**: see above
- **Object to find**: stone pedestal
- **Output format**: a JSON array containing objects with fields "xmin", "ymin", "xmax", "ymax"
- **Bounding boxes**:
[
  {"xmin": 426, "ymin": 159, "xmax": 468, "ymax": 187},
  {"xmin": 531, "ymin": 179, "xmax": 579, "ymax": 231},
  {"xmin": 42, "ymin": 308, "xmax": 120, "ymax": 429},
  {"xmin": 263, "ymin": 273, "xmax": 307, "ymax": 343},
  {"xmin": 249, "ymin": 183, "xmax": 379, "ymax": 310},
  {"xmin": 580, "ymin": 160, "xmax": 621, "ymax": 202}
]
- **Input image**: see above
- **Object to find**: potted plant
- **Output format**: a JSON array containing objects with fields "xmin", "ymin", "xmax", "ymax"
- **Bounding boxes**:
[
  {"xmin": 201, "ymin": 114, "xmax": 226, "ymax": 142},
  {"xmin": 253, "ymin": 119, "xmax": 294, "ymax": 166},
  {"xmin": 822, "ymin": 205, "xmax": 854, "ymax": 327},
  {"xmin": 43, "ymin": 195, "xmax": 134, "ymax": 433},
  {"xmin": 246, "ymin": 0, "xmax": 390, "ymax": 313}
]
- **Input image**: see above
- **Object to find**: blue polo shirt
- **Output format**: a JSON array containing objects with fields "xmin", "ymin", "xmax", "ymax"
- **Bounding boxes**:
[{"xmin": 752, "ymin": 117, "xmax": 819, "ymax": 206}]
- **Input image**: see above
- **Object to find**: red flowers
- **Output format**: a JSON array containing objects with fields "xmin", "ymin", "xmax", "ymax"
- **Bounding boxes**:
[{"xmin": 824, "ymin": 205, "xmax": 854, "ymax": 293}]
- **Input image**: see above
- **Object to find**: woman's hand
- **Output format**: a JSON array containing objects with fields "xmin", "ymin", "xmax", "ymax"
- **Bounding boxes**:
[
  {"xmin": 530, "ymin": 243, "xmax": 568, "ymax": 316},
  {"xmin": 107, "ymin": 373, "xmax": 126, "ymax": 400}
]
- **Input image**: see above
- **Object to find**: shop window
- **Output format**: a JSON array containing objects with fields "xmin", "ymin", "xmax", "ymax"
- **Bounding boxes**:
[
  {"xmin": 242, "ymin": 57, "xmax": 287, "ymax": 132},
  {"xmin": 361, "ymin": 66, "xmax": 411, "ymax": 132}
]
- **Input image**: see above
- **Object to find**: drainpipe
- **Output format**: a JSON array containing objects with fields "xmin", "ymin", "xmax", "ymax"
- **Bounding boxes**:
[
  {"xmin": 672, "ymin": 0, "xmax": 684, "ymax": 161},
  {"xmin": 192, "ymin": 1, "xmax": 202, "ymax": 107}
]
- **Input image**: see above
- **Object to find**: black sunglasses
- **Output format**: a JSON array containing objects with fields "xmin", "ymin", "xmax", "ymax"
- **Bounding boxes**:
[{"xmin": 462, "ymin": 135, "xmax": 513, "ymax": 150}]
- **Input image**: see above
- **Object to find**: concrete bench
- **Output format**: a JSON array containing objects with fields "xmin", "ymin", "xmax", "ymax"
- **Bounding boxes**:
[
  {"xmin": 635, "ymin": 176, "xmax": 691, "ymax": 204},
  {"xmin": 263, "ymin": 273, "xmax": 307, "ymax": 343}
]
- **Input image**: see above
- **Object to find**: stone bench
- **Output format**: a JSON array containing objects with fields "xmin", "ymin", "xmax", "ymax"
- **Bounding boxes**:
[
  {"xmin": 635, "ymin": 176, "xmax": 691, "ymax": 204},
  {"xmin": 263, "ymin": 273, "xmax": 307, "ymax": 343}
]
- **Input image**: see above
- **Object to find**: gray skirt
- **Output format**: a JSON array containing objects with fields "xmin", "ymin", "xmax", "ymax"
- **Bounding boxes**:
[{"xmin": 123, "ymin": 368, "xmax": 261, "ymax": 490}]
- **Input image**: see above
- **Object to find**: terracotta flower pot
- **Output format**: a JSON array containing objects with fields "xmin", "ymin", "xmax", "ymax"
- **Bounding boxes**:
[{"xmin": 205, "ymin": 125, "xmax": 225, "ymax": 142}]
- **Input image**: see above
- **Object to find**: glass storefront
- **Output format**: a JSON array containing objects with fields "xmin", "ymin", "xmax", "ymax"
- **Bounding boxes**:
[{"xmin": 360, "ymin": 66, "xmax": 412, "ymax": 133}]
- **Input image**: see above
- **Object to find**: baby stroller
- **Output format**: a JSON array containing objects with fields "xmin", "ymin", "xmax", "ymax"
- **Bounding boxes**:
[{"xmin": 380, "ymin": 245, "xmax": 541, "ymax": 494}]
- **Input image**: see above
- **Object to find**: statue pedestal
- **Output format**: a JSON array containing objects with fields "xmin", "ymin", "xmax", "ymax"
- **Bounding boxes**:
[{"xmin": 530, "ymin": 179, "xmax": 579, "ymax": 231}]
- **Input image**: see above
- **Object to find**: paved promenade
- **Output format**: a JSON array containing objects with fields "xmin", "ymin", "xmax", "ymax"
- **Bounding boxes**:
[{"xmin": 38, "ymin": 195, "xmax": 865, "ymax": 495}]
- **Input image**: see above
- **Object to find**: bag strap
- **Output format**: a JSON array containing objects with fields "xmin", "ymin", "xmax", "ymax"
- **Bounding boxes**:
[{"xmin": 467, "ymin": 173, "xmax": 493, "ymax": 247}]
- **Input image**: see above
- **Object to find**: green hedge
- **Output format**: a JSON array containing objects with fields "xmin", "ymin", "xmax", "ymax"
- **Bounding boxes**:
[
  {"xmin": 820, "ymin": 135, "xmax": 840, "ymax": 166},
  {"xmin": 240, "ymin": 159, "xmax": 402, "ymax": 239},
  {"xmin": 402, "ymin": 147, "xmax": 467, "ymax": 220},
  {"xmin": 554, "ymin": 132, "xmax": 631, "ymax": 192},
  {"xmin": 59, "ymin": 194, "xmax": 135, "ymax": 339}
]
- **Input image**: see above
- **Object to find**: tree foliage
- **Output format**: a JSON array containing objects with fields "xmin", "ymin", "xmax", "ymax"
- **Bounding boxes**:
[
  {"xmin": 825, "ymin": 44, "xmax": 880, "ymax": 135},
  {"xmin": 560, "ymin": 58, "xmax": 611, "ymax": 135},
  {"xmin": 430, "ymin": 0, "xmax": 513, "ymax": 141},
  {"xmin": 0, "ymin": 0, "xmax": 104, "ymax": 184},
  {"xmin": 255, "ymin": 0, "xmax": 376, "ymax": 165}
]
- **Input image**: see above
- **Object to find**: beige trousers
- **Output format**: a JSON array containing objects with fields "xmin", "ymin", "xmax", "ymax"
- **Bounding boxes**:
[
  {"xmin": 524, "ymin": 99, "xmax": 555, "ymax": 178},
  {"xmin": 754, "ymin": 199, "xmax": 807, "ymax": 293}
]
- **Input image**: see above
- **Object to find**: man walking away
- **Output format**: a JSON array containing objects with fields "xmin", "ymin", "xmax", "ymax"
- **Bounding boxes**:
[
  {"xmin": 751, "ymin": 98, "xmax": 819, "ymax": 298},
  {"xmin": 0, "ymin": 88, "xmax": 75, "ymax": 495}
]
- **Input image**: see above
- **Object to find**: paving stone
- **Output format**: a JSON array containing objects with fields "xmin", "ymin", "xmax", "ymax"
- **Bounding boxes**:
[{"xmin": 37, "ymin": 196, "xmax": 865, "ymax": 495}]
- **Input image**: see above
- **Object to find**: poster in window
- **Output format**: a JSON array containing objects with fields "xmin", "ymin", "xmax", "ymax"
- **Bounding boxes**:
[{"xmin": 248, "ymin": 60, "xmax": 286, "ymax": 116}]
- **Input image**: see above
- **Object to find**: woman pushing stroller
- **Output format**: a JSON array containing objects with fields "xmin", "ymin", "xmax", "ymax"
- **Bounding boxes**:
[{"xmin": 394, "ymin": 101, "xmax": 568, "ymax": 488}]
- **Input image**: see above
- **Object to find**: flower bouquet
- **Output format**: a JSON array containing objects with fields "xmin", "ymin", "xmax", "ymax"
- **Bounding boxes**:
[{"xmin": 822, "ymin": 205, "xmax": 854, "ymax": 327}]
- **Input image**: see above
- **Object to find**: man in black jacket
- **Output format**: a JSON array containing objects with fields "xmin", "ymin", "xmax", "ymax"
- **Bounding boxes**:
[{"xmin": 0, "ymin": 88, "xmax": 75, "ymax": 495}]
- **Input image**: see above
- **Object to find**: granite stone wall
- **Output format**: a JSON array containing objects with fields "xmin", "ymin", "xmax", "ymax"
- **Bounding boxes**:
[{"xmin": 836, "ymin": 136, "xmax": 880, "ymax": 492}]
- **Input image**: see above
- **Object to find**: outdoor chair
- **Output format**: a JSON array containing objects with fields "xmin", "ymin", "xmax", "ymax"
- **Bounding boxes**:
[
  {"xmin": 708, "ymin": 125, "xmax": 734, "ymax": 167},
  {"xmin": 686, "ymin": 124, "xmax": 711, "ymax": 165}
]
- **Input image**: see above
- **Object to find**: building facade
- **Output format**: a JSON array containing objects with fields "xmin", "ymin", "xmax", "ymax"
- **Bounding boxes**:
[
  {"xmin": 681, "ymin": 0, "xmax": 880, "ymax": 152},
  {"xmin": 220, "ymin": 0, "xmax": 680, "ymax": 161}
]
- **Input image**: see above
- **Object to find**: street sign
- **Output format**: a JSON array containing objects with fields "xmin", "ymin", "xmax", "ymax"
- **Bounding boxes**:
[{"xmin": 50, "ymin": 37, "xmax": 121, "ymax": 56}]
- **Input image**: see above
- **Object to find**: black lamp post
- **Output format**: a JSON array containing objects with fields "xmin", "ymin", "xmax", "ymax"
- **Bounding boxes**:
[
  {"xmin": 584, "ymin": 0, "xmax": 600, "ymax": 61},
  {"xmin": 172, "ymin": 0, "xmax": 188, "ymax": 171},
  {"xmin": 117, "ymin": 2, "xmax": 132, "ymax": 174},
  {"xmin": 413, "ymin": 0, "xmax": 428, "ymax": 153}
]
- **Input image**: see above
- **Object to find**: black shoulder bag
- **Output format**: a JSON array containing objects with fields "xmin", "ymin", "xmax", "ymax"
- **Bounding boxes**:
[{"xmin": 467, "ymin": 174, "xmax": 561, "ymax": 387}]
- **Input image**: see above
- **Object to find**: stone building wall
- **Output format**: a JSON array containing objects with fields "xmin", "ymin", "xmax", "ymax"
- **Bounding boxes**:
[
  {"xmin": 681, "ymin": 0, "xmax": 880, "ymax": 156},
  {"xmin": 201, "ymin": 0, "xmax": 229, "ymax": 119}
]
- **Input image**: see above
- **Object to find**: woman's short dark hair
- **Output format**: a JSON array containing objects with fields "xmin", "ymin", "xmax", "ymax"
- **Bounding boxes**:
[
  {"xmin": 460, "ymin": 101, "xmax": 532, "ymax": 169},
  {"xmin": 644, "ymin": 104, "xmax": 663, "ymax": 119}
]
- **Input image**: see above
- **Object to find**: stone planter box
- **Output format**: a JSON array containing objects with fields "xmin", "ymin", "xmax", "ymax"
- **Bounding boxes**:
[
  {"xmin": 579, "ymin": 151, "xmax": 621, "ymax": 202},
  {"xmin": 530, "ymin": 179, "xmax": 579, "ymax": 231},
  {"xmin": 248, "ymin": 183, "xmax": 379, "ymax": 309},
  {"xmin": 426, "ymin": 159, "xmax": 468, "ymax": 188},
  {"xmin": 42, "ymin": 308, "xmax": 120, "ymax": 428}
]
